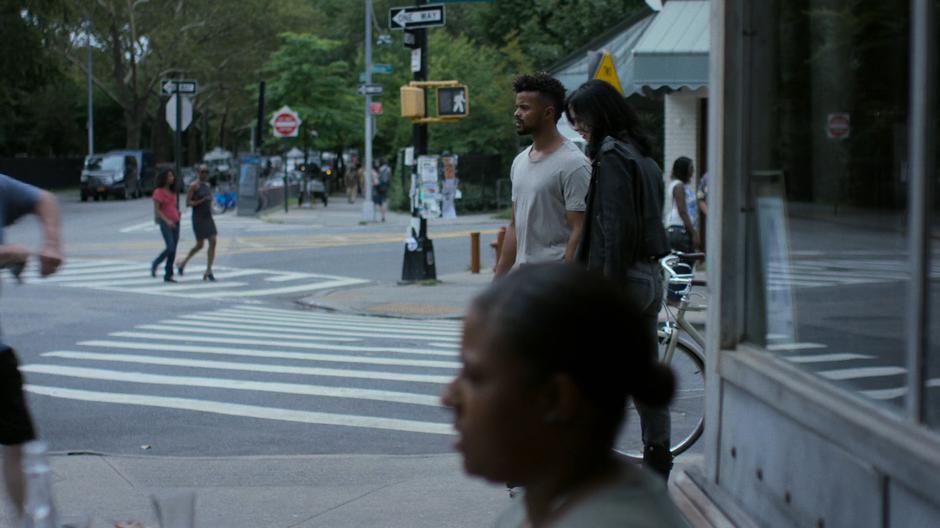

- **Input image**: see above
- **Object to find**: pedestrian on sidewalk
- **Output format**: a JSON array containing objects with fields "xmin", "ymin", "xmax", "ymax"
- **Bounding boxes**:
[
  {"xmin": 442, "ymin": 264, "xmax": 688, "ymax": 528},
  {"xmin": 176, "ymin": 164, "xmax": 218, "ymax": 281},
  {"xmin": 663, "ymin": 156, "xmax": 700, "ymax": 260},
  {"xmin": 493, "ymin": 72, "xmax": 591, "ymax": 278},
  {"xmin": 0, "ymin": 174, "xmax": 63, "ymax": 516},
  {"xmin": 372, "ymin": 158, "xmax": 391, "ymax": 222},
  {"xmin": 565, "ymin": 79, "xmax": 674, "ymax": 479},
  {"xmin": 150, "ymin": 169, "xmax": 181, "ymax": 283},
  {"xmin": 345, "ymin": 164, "xmax": 359, "ymax": 203}
]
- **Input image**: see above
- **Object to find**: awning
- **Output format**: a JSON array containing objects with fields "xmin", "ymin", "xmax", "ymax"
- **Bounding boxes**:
[
  {"xmin": 549, "ymin": 1, "xmax": 709, "ymax": 96},
  {"xmin": 631, "ymin": 0, "xmax": 709, "ymax": 91},
  {"xmin": 552, "ymin": 14, "xmax": 655, "ymax": 95}
]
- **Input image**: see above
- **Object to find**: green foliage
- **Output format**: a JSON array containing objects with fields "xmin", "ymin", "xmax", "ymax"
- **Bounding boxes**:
[{"xmin": 260, "ymin": 32, "xmax": 361, "ymax": 153}]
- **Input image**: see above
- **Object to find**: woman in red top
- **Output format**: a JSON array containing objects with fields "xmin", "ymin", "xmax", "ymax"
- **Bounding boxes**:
[{"xmin": 150, "ymin": 169, "xmax": 181, "ymax": 282}]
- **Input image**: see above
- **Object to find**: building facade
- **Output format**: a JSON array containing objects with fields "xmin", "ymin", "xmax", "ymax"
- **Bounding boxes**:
[{"xmin": 681, "ymin": 0, "xmax": 940, "ymax": 526}]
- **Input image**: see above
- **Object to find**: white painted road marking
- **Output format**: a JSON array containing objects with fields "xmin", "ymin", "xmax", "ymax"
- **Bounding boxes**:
[
  {"xmin": 24, "ymin": 385, "xmax": 453, "ymax": 435},
  {"xmin": 20, "ymin": 365, "xmax": 442, "ymax": 406}
]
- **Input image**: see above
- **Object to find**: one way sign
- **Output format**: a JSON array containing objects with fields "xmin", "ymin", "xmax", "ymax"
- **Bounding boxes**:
[{"xmin": 389, "ymin": 4, "xmax": 446, "ymax": 30}]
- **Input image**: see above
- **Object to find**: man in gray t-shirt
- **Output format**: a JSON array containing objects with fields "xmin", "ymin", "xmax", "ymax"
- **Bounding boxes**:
[{"xmin": 495, "ymin": 73, "xmax": 591, "ymax": 277}]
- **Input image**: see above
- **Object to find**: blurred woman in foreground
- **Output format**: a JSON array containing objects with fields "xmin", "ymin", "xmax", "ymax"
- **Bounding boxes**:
[{"xmin": 442, "ymin": 264, "xmax": 689, "ymax": 527}]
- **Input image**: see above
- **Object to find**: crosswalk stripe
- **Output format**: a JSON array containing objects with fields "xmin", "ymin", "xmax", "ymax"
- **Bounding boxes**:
[
  {"xmin": 138, "ymin": 323, "xmax": 360, "ymax": 342},
  {"xmin": 82, "ymin": 337, "xmax": 457, "ymax": 358},
  {"xmin": 861, "ymin": 387, "xmax": 907, "ymax": 400},
  {"xmin": 766, "ymin": 342, "xmax": 827, "ymax": 351},
  {"xmin": 42, "ymin": 271, "xmax": 160, "ymax": 283},
  {"xmin": 20, "ymin": 365, "xmax": 442, "ymax": 406},
  {"xmin": 215, "ymin": 308, "xmax": 462, "ymax": 333},
  {"xmin": 117, "ymin": 282, "xmax": 250, "ymax": 293},
  {"xmin": 23, "ymin": 263, "xmax": 140, "ymax": 278},
  {"xmin": 229, "ymin": 305, "xmax": 462, "ymax": 329},
  {"xmin": 42, "ymin": 351, "xmax": 454, "ymax": 383},
  {"xmin": 817, "ymin": 366, "xmax": 907, "ymax": 381},
  {"xmin": 24, "ymin": 385, "xmax": 453, "ymax": 435},
  {"xmin": 430, "ymin": 342, "xmax": 460, "ymax": 349},
  {"xmin": 78, "ymin": 270, "xmax": 264, "ymax": 287},
  {"xmin": 92, "ymin": 335, "xmax": 458, "ymax": 368},
  {"xmin": 155, "ymin": 319, "xmax": 459, "ymax": 343},
  {"xmin": 783, "ymin": 353, "xmax": 874, "ymax": 364},
  {"xmin": 185, "ymin": 313, "xmax": 461, "ymax": 339},
  {"xmin": 183, "ymin": 278, "xmax": 368, "ymax": 298}
]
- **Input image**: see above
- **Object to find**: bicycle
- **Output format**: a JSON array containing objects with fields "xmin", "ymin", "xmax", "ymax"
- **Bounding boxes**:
[{"xmin": 613, "ymin": 251, "xmax": 707, "ymax": 460}]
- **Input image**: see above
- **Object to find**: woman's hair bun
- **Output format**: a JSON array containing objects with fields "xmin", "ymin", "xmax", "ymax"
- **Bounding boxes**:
[{"xmin": 631, "ymin": 361, "xmax": 676, "ymax": 408}]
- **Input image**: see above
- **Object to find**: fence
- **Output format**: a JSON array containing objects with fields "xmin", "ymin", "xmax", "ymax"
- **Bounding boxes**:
[
  {"xmin": 0, "ymin": 158, "xmax": 83, "ymax": 190},
  {"xmin": 454, "ymin": 154, "xmax": 503, "ymax": 213}
]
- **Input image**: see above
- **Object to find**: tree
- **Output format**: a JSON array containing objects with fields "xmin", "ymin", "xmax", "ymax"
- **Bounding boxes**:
[{"xmin": 260, "ymin": 32, "xmax": 362, "ymax": 157}]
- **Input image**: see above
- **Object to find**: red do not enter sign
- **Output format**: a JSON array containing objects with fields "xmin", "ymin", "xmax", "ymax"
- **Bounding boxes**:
[
  {"xmin": 827, "ymin": 113, "xmax": 850, "ymax": 140},
  {"xmin": 269, "ymin": 106, "xmax": 302, "ymax": 138}
]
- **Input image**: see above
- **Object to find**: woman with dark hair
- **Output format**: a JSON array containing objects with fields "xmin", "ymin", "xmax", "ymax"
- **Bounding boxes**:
[
  {"xmin": 564, "ymin": 80, "xmax": 675, "ymax": 478},
  {"xmin": 150, "ymin": 169, "xmax": 180, "ymax": 283},
  {"xmin": 176, "ymin": 164, "xmax": 218, "ymax": 281},
  {"xmin": 442, "ymin": 264, "xmax": 688, "ymax": 527},
  {"xmin": 663, "ymin": 156, "xmax": 699, "ymax": 254}
]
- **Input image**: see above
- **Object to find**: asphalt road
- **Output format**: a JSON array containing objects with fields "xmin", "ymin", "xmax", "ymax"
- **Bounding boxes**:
[{"xmin": 2, "ymin": 192, "xmax": 500, "ymax": 457}]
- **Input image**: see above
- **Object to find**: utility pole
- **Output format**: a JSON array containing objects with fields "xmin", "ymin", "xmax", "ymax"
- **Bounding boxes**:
[
  {"xmin": 400, "ymin": 0, "xmax": 436, "ymax": 282},
  {"xmin": 86, "ymin": 16, "xmax": 94, "ymax": 157},
  {"xmin": 362, "ymin": 0, "xmax": 375, "ymax": 221},
  {"xmin": 174, "ymin": 81, "xmax": 182, "ymax": 209}
]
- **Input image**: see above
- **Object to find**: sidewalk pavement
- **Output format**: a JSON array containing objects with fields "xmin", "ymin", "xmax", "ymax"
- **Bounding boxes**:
[
  {"xmin": 0, "ymin": 453, "xmax": 704, "ymax": 528},
  {"xmin": 297, "ymin": 267, "xmax": 707, "ymax": 324}
]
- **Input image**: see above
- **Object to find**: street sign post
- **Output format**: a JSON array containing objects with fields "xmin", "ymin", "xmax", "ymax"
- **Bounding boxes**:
[
  {"xmin": 165, "ymin": 95, "xmax": 193, "ymax": 131},
  {"xmin": 389, "ymin": 4, "xmax": 446, "ymax": 30},
  {"xmin": 161, "ymin": 79, "xmax": 197, "ymax": 95},
  {"xmin": 269, "ymin": 106, "xmax": 301, "ymax": 138},
  {"xmin": 357, "ymin": 84, "xmax": 384, "ymax": 96}
]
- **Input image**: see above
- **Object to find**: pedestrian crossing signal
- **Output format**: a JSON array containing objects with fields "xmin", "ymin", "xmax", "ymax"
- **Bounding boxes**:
[
  {"xmin": 437, "ymin": 86, "xmax": 468, "ymax": 117},
  {"xmin": 400, "ymin": 86, "xmax": 426, "ymax": 118}
]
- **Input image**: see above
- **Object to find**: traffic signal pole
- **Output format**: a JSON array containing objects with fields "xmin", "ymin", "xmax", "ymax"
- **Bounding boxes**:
[
  {"xmin": 362, "ymin": 0, "xmax": 375, "ymax": 221},
  {"xmin": 174, "ymin": 82, "xmax": 182, "ymax": 209}
]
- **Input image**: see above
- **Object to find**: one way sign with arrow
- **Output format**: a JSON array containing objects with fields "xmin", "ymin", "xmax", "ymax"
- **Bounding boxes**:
[{"xmin": 389, "ymin": 4, "xmax": 445, "ymax": 30}]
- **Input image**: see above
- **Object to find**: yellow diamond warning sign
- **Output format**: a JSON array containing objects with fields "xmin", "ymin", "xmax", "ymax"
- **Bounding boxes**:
[{"xmin": 593, "ymin": 51, "xmax": 624, "ymax": 94}]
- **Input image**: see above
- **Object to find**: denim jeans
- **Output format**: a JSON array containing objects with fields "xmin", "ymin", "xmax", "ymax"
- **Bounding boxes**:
[
  {"xmin": 153, "ymin": 220, "xmax": 180, "ymax": 279},
  {"xmin": 624, "ymin": 260, "xmax": 671, "ymax": 449}
]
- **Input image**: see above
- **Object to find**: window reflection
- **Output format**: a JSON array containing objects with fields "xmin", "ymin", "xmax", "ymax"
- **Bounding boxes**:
[{"xmin": 755, "ymin": 0, "xmax": 911, "ymax": 411}]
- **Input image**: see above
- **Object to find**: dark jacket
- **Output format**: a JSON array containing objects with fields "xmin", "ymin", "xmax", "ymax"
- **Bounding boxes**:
[{"xmin": 577, "ymin": 136, "xmax": 669, "ymax": 280}]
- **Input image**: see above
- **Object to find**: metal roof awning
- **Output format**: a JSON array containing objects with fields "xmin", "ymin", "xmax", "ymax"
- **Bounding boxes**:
[
  {"xmin": 552, "ymin": 14, "xmax": 656, "ymax": 95},
  {"xmin": 631, "ymin": 0, "xmax": 709, "ymax": 91},
  {"xmin": 549, "ymin": 1, "xmax": 709, "ymax": 96}
]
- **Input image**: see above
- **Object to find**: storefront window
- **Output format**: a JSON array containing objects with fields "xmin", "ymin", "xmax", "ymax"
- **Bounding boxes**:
[
  {"xmin": 752, "ymin": 0, "xmax": 911, "ymax": 411},
  {"xmin": 926, "ymin": 0, "xmax": 940, "ymax": 429}
]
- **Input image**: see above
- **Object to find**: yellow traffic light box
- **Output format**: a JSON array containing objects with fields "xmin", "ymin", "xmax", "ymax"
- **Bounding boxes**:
[
  {"xmin": 400, "ymin": 81, "xmax": 469, "ymax": 123},
  {"xmin": 400, "ymin": 85, "xmax": 426, "ymax": 118}
]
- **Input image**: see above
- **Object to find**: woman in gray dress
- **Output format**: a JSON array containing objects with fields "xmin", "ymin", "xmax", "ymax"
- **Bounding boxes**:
[{"xmin": 176, "ymin": 164, "xmax": 218, "ymax": 281}]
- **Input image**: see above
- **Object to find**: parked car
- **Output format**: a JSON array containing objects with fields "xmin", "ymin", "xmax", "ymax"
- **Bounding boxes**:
[
  {"xmin": 106, "ymin": 150, "xmax": 157, "ymax": 196},
  {"xmin": 80, "ymin": 152, "xmax": 142, "ymax": 201}
]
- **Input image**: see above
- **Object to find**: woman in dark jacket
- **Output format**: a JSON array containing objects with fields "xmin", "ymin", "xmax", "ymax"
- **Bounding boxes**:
[{"xmin": 564, "ymin": 79, "xmax": 674, "ymax": 478}]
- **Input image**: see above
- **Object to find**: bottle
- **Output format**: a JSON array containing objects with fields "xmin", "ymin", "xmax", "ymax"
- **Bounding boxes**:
[{"xmin": 21, "ymin": 440, "xmax": 59, "ymax": 528}]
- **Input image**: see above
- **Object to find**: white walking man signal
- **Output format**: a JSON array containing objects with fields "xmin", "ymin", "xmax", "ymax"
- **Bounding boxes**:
[{"xmin": 452, "ymin": 91, "xmax": 466, "ymax": 114}]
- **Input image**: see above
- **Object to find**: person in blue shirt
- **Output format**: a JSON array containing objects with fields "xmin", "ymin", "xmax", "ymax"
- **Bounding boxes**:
[{"xmin": 0, "ymin": 173, "xmax": 63, "ymax": 515}]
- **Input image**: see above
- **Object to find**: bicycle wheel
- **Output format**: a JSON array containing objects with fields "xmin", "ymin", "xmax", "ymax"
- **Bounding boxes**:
[{"xmin": 612, "ymin": 338, "xmax": 705, "ymax": 459}]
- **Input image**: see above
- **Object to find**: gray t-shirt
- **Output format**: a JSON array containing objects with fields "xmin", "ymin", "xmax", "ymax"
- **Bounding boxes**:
[
  {"xmin": 494, "ymin": 463, "xmax": 690, "ymax": 528},
  {"xmin": 1, "ymin": 173, "xmax": 41, "ymax": 337},
  {"xmin": 1, "ymin": 173, "xmax": 40, "ymax": 245},
  {"xmin": 511, "ymin": 140, "xmax": 591, "ymax": 265}
]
